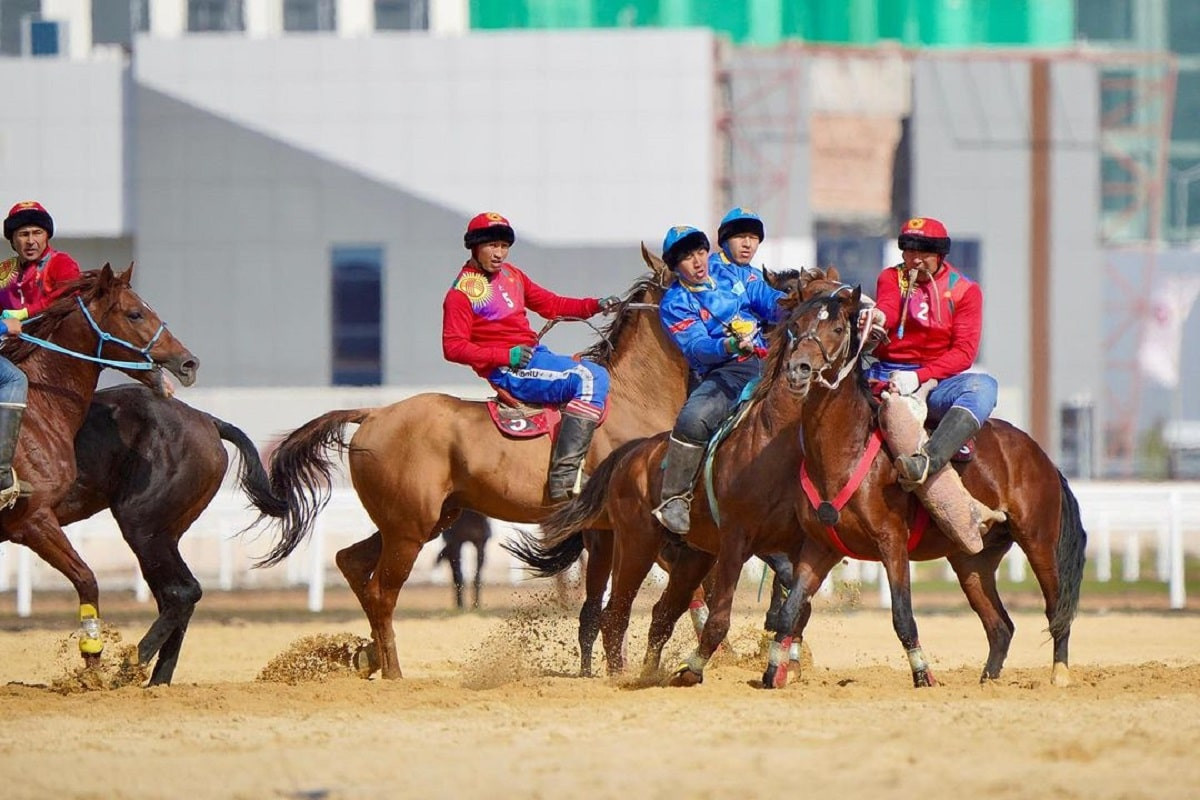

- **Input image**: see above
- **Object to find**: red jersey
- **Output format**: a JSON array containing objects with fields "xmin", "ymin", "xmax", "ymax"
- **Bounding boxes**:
[
  {"xmin": 0, "ymin": 248, "xmax": 81, "ymax": 316},
  {"xmin": 442, "ymin": 262, "xmax": 600, "ymax": 377},
  {"xmin": 873, "ymin": 261, "xmax": 981, "ymax": 383}
]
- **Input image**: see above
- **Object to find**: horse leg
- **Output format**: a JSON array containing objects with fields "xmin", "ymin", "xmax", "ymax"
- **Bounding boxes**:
[
  {"xmin": 471, "ymin": 540, "xmax": 485, "ymax": 610},
  {"xmin": 126, "ymin": 535, "xmax": 202, "ymax": 685},
  {"xmin": 600, "ymin": 528, "xmax": 661, "ymax": 676},
  {"xmin": 762, "ymin": 547, "xmax": 840, "ymax": 690},
  {"xmin": 361, "ymin": 533, "xmax": 423, "ymax": 680},
  {"xmin": 335, "ymin": 532, "xmax": 383, "ymax": 675},
  {"xmin": 577, "ymin": 530, "xmax": 611, "ymax": 677},
  {"xmin": 447, "ymin": 546, "xmax": 466, "ymax": 611},
  {"xmin": 644, "ymin": 548, "xmax": 714, "ymax": 680},
  {"xmin": 879, "ymin": 547, "xmax": 935, "ymax": 688},
  {"xmin": 947, "ymin": 542, "xmax": 1014, "ymax": 682},
  {"xmin": 11, "ymin": 509, "xmax": 104, "ymax": 666},
  {"xmin": 669, "ymin": 539, "xmax": 747, "ymax": 687}
]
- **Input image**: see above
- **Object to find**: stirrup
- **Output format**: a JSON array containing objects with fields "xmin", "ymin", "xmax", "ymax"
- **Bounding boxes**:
[
  {"xmin": 0, "ymin": 468, "xmax": 20, "ymax": 509},
  {"xmin": 652, "ymin": 493, "xmax": 693, "ymax": 536},
  {"xmin": 896, "ymin": 452, "xmax": 931, "ymax": 491}
]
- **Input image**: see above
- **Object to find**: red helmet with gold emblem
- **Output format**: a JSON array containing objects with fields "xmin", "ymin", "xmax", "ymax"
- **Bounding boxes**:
[
  {"xmin": 897, "ymin": 216, "xmax": 950, "ymax": 255},
  {"xmin": 464, "ymin": 212, "xmax": 516, "ymax": 249}
]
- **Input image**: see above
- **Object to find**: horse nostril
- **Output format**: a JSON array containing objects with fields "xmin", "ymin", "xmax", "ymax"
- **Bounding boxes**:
[
  {"xmin": 798, "ymin": 364, "xmax": 812, "ymax": 376},
  {"xmin": 182, "ymin": 358, "xmax": 199, "ymax": 375}
]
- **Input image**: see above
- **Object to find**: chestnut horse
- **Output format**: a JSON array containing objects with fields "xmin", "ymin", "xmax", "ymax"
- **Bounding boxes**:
[
  {"xmin": 0, "ymin": 265, "xmax": 198, "ymax": 665},
  {"xmin": 55, "ymin": 385, "xmax": 286, "ymax": 684},
  {"xmin": 263, "ymin": 248, "xmax": 690, "ymax": 679},
  {"xmin": 506, "ymin": 270, "xmax": 848, "ymax": 680}
]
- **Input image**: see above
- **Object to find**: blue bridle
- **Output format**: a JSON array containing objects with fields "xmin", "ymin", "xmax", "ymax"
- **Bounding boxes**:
[{"xmin": 15, "ymin": 295, "xmax": 166, "ymax": 371}]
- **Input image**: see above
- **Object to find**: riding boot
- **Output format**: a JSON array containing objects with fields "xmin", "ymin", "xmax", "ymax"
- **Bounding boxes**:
[
  {"xmin": 547, "ymin": 413, "xmax": 599, "ymax": 501},
  {"xmin": 895, "ymin": 406, "xmax": 979, "ymax": 489},
  {"xmin": 0, "ymin": 403, "xmax": 30, "ymax": 506},
  {"xmin": 651, "ymin": 437, "xmax": 706, "ymax": 537}
]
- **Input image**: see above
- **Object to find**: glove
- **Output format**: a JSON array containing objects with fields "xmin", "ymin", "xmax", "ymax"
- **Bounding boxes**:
[
  {"xmin": 508, "ymin": 345, "xmax": 534, "ymax": 370},
  {"xmin": 889, "ymin": 370, "xmax": 919, "ymax": 395},
  {"xmin": 722, "ymin": 336, "xmax": 755, "ymax": 355},
  {"xmin": 597, "ymin": 295, "xmax": 621, "ymax": 312},
  {"xmin": 1, "ymin": 308, "xmax": 28, "ymax": 320}
]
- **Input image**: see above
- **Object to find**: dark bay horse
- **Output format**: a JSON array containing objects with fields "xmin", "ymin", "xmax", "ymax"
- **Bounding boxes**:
[
  {"xmin": 761, "ymin": 287, "xmax": 1087, "ymax": 688},
  {"xmin": 435, "ymin": 508, "xmax": 491, "ymax": 610},
  {"xmin": 263, "ymin": 248, "xmax": 691, "ymax": 679},
  {"xmin": 0, "ymin": 265, "xmax": 198, "ymax": 665},
  {"xmin": 54, "ymin": 385, "xmax": 286, "ymax": 684},
  {"xmin": 507, "ymin": 270, "xmax": 848, "ymax": 680}
]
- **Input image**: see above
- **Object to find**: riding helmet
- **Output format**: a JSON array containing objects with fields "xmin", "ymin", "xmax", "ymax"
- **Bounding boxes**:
[
  {"xmin": 717, "ymin": 207, "xmax": 765, "ymax": 244},
  {"xmin": 4, "ymin": 201, "xmax": 54, "ymax": 242},
  {"xmin": 464, "ymin": 212, "xmax": 516, "ymax": 249},
  {"xmin": 897, "ymin": 217, "xmax": 951, "ymax": 255}
]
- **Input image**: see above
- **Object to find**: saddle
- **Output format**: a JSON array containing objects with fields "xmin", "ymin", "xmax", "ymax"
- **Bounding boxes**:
[
  {"xmin": 868, "ymin": 379, "xmax": 974, "ymax": 463},
  {"xmin": 485, "ymin": 386, "xmax": 561, "ymax": 439}
]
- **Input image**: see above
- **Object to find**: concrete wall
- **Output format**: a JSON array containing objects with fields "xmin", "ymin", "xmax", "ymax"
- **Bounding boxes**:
[
  {"xmin": 910, "ymin": 56, "xmax": 1102, "ymax": 449},
  {"xmin": 0, "ymin": 58, "xmax": 129, "ymax": 237},
  {"xmin": 131, "ymin": 30, "xmax": 716, "ymax": 387}
]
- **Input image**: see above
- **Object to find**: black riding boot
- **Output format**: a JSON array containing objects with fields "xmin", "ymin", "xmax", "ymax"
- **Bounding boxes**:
[
  {"xmin": 547, "ymin": 413, "xmax": 599, "ymax": 501},
  {"xmin": 651, "ymin": 436, "xmax": 706, "ymax": 536},
  {"xmin": 895, "ymin": 406, "xmax": 980, "ymax": 488},
  {"xmin": 0, "ymin": 403, "xmax": 28, "ymax": 503}
]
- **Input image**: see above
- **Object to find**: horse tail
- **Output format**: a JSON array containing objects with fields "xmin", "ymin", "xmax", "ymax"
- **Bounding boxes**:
[
  {"xmin": 257, "ymin": 408, "xmax": 372, "ymax": 568},
  {"xmin": 1049, "ymin": 470, "xmax": 1088, "ymax": 640},
  {"xmin": 208, "ymin": 415, "xmax": 290, "ymax": 520},
  {"xmin": 503, "ymin": 437, "xmax": 644, "ymax": 577}
]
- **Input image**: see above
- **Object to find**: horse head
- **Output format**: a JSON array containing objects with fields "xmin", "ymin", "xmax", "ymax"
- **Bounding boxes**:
[
  {"xmin": 778, "ymin": 284, "xmax": 864, "ymax": 395},
  {"xmin": 11, "ymin": 264, "xmax": 200, "ymax": 395}
]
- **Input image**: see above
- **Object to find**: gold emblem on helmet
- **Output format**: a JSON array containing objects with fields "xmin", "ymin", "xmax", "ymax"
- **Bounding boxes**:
[{"xmin": 907, "ymin": 217, "xmax": 926, "ymax": 229}]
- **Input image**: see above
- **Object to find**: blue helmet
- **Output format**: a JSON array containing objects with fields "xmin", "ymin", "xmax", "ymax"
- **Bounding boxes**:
[
  {"xmin": 717, "ymin": 207, "xmax": 765, "ymax": 244},
  {"xmin": 661, "ymin": 225, "xmax": 710, "ymax": 269}
]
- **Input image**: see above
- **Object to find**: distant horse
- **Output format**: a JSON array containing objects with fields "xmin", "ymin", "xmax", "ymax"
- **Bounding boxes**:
[
  {"xmin": 263, "ymin": 247, "xmax": 690, "ymax": 679},
  {"xmin": 55, "ymin": 385, "xmax": 286, "ymax": 685},
  {"xmin": 0, "ymin": 265, "xmax": 198, "ymax": 666},
  {"xmin": 507, "ymin": 269, "xmax": 847, "ymax": 679},
  {"xmin": 434, "ymin": 508, "xmax": 491, "ymax": 610}
]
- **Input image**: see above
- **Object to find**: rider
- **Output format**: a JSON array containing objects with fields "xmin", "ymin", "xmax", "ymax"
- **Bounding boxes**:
[
  {"xmin": 442, "ymin": 212, "xmax": 619, "ymax": 502},
  {"xmin": 867, "ymin": 216, "xmax": 998, "ymax": 494},
  {"xmin": 652, "ymin": 225, "xmax": 787, "ymax": 537},
  {"xmin": 713, "ymin": 206, "xmax": 765, "ymax": 272},
  {"xmin": 0, "ymin": 201, "xmax": 82, "ymax": 501}
]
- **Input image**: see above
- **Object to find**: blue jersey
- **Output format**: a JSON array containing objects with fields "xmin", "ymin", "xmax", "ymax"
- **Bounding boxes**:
[{"xmin": 659, "ymin": 259, "xmax": 784, "ymax": 376}]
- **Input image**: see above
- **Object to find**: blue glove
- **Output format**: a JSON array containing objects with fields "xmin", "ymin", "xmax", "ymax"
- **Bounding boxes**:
[
  {"xmin": 598, "ymin": 295, "xmax": 621, "ymax": 312},
  {"xmin": 509, "ymin": 345, "xmax": 534, "ymax": 370}
]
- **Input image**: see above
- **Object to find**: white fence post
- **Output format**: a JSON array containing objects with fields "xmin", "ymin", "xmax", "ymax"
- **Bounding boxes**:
[
  {"xmin": 17, "ymin": 546, "xmax": 32, "ymax": 618},
  {"xmin": 308, "ymin": 518, "xmax": 326, "ymax": 613},
  {"xmin": 1095, "ymin": 518, "xmax": 1111, "ymax": 582},
  {"xmin": 1168, "ymin": 490, "xmax": 1186, "ymax": 610},
  {"xmin": 1123, "ymin": 531, "xmax": 1140, "ymax": 582},
  {"xmin": 0, "ymin": 542, "xmax": 8, "ymax": 592}
]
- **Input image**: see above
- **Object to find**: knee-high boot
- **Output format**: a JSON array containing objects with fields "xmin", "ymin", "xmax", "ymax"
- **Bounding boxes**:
[
  {"xmin": 547, "ymin": 413, "xmax": 599, "ymax": 501},
  {"xmin": 895, "ymin": 406, "xmax": 980, "ymax": 487},
  {"xmin": 651, "ymin": 436, "xmax": 706, "ymax": 536},
  {"xmin": 0, "ymin": 403, "xmax": 28, "ymax": 505}
]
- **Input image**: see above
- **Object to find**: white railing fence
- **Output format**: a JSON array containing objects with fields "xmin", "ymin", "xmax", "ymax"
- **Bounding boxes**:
[{"xmin": 0, "ymin": 482, "xmax": 1196, "ymax": 615}]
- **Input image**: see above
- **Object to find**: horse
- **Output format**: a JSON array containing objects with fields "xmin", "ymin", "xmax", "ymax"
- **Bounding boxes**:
[
  {"xmin": 512, "ymin": 287, "xmax": 1086, "ymax": 691},
  {"xmin": 262, "ymin": 246, "xmax": 691, "ymax": 679},
  {"xmin": 434, "ymin": 508, "xmax": 491, "ymax": 610},
  {"xmin": 0, "ymin": 264, "xmax": 198, "ymax": 666},
  {"xmin": 506, "ymin": 269, "xmax": 848, "ymax": 681},
  {"xmin": 53, "ymin": 384, "xmax": 286, "ymax": 685},
  {"xmin": 757, "ymin": 286, "xmax": 1087, "ymax": 688}
]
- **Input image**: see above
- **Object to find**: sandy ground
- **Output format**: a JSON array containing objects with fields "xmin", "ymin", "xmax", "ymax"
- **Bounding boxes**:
[{"xmin": 0, "ymin": 584, "xmax": 1197, "ymax": 800}]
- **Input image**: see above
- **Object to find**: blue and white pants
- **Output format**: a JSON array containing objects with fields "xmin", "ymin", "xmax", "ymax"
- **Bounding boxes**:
[
  {"xmin": 866, "ymin": 360, "xmax": 997, "ymax": 425},
  {"xmin": 488, "ymin": 345, "xmax": 609, "ymax": 416},
  {"xmin": 0, "ymin": 357, "xmax": 28, "ymax": 406}
]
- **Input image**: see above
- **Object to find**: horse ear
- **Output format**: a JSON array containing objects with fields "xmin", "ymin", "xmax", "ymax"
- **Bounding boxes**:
[
  {"xmin": 641, "ymin": 242, "xmax": 669, "ymax": 283},
  {"xmin": 827, "ymin": 265, "xmax": 841, "ymax": 282},
  {"xmin": 850, "ymin": 284, "xmax": 863, "ymax": 308},
  {"xmin": 97, "ymin": 262, "xmax": 115, "ymax": 287},
  {"xmin": 118, "ymin": 261, "xmax": 136, "ymax": 284}
]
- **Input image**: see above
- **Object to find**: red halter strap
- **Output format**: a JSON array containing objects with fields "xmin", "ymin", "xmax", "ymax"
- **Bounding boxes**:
[{"xmin": 798, "ymin": 428, "xmax": 928, "ymax": 560}]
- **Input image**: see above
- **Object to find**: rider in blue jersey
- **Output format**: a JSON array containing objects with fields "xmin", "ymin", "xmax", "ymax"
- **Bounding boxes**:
[{"xmin": 652, "ymin": 225, "xmax": 787, "ymax": 537}]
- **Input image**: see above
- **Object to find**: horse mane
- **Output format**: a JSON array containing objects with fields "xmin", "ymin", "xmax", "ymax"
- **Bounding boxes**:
[
  {"xmin": 577, "ymin": 273, "xmax": 665, "ymax": 367},
  {"xmin": 1, "ymin": 270, "xmax": 110, "ymax": 364}
]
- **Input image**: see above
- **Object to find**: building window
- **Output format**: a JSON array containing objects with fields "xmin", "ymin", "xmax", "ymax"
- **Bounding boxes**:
[
  {"xmin": 0, "ymin": 0, "xmax": 40, "ymax": 56},
  {"xmin": 375, "ymin": 0, "xmax": 428, "ymax": 31},
  {"xmin": 188, "ymin": 0, "xmax": 244, "ymax": 32},
  {"xmin": 92, "ymin": 0, "xmax": 150, "ymax": 47},
  {"xmin": 285, "ymin": 0, "xmax": 336, "ymax": 32},
  {"xmin": 332, "ymin": 246, "xmax": 383, "ymax": 386},
  {"xmin": 1074, "ymin": 0, "xmax": 1133, "ymax": 43}
]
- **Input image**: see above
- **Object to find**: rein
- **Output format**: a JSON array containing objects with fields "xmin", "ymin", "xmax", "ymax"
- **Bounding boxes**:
[{"xmin": 17, "ymin": 295, "xmax": 165, "ymax": 371}]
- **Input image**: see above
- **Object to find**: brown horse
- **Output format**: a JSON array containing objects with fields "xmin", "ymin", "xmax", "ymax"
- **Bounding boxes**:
[
  {"xmin": 56, "ymin": 385, "xmax": 285, "ymax": 684},
  {"xmin": 506, "ymin": 270, "xmax": 848, "ymax": 679},
  {"xmin": 514, "ymin": 288, "xmax": 1086, "ymax": 690},
  {"xmin": 0, "ymin": 265, "xmax": 198, "ymax": 665},
  {"xmin": 263, "ymin": 248, "xmax": 690, "ymax": 679}
]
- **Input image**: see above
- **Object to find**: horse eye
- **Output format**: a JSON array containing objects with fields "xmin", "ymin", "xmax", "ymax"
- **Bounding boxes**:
[
  {"xmin": 128, "ymin": 310, "xmax": 144, "ymax": 322},
  {"xmin": 833, "ymin": 325, "xmax": 845, "ymax": 335}
]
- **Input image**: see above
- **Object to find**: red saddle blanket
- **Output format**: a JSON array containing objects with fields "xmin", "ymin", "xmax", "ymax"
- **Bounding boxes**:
[{"xmin": 486, "ymin": 400, "xmax": 561, "ymax": 439}]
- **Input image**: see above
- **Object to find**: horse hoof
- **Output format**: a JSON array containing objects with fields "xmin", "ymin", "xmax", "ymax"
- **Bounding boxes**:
[
  {"xmin": 353, "ymin": 643, "xmax": 380, "ymax": 679},
  {"xmin": 912, "ymin": 669, "xmax": 937, "ymax": 688},
  {"xmin": 761, "ymin": 664, "xmax": 787, "ymax": 690},
  {"xmin": 1051, "ymin": 662, "xmax": 1072, "ymax": 687},
  {"xmin": 667, "ymin": 666, "xmax": 703, "ymax": 688},
  {"xmin": 82, "ymin": 652, "xmax": 103, "ymax": 670}
]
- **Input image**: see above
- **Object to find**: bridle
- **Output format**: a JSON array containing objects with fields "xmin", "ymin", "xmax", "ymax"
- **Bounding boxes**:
[
  {"xmin": 785, "ymin": 294, "xmax": 868, "ymax": 392},
  {"xmin": 18, "ymin": 294, "xmax": 166, "ymax": 371}
]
